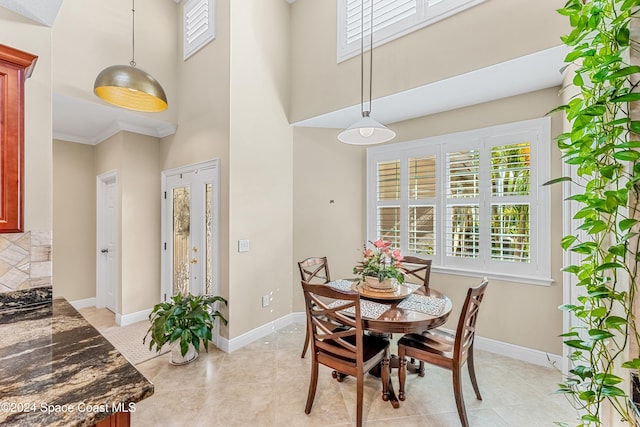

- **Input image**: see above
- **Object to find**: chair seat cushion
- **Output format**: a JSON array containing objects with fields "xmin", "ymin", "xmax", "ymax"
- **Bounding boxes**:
[
  {"xmin": 319, "ymin": 333, "xmax": 389, "ymax": 363},
  {"xmin": 398, "ymin": 329, "xmax": 453, "ymax": 358}
]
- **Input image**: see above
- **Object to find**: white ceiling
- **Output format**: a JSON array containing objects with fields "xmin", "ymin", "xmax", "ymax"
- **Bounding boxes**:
[
  {"xmin": 0, "ymin": 0, "xmax": 62, "ymax": 26},
  {"xmin": 2, "ymin": 1, "xmax": 568, "ymax": 145}
]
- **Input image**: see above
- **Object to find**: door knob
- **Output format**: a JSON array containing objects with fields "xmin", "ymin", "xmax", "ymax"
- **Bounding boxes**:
[{"xmin": 101, "ymin": 249, "xmax": 109, "ymax": 253}]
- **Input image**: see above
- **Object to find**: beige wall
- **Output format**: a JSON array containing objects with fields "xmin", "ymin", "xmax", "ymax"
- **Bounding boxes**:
[
  {"xmin": 160, "ymin": 0, "xmax": 232, "ymax": 335},
  {"xmin": 289, "ymin": 0, "xmax": 570, "ymax": 123},
  {"xmin": 120, "ymin": 133, "xmax": 161, "ymax": 315},
  {"xmin": 228, "ymin": 0, "xmax": 294, "ymax": 337},
  {"xmin": 52, "ymin": 140, "xmax": 96, "ymax": 300},
  {"xmin": 92, "ymin": 132, "xmax": 161, "ymax": 316},
  {"xmin": 52, "ymin": 0, "xmax": 177, "ymax": 124},
  {"xmin": 0, "ymin": 8, "xmax": 52, "ymax": 233},
  {"xmin": 293, "ymin": 87, "xmax": 565, "ymax": 355}
]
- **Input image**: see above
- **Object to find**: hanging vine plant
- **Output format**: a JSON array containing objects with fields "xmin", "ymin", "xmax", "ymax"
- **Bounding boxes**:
[{"xmin": 553, "ymin": 0, "xmax": 640, "ymax": 425}]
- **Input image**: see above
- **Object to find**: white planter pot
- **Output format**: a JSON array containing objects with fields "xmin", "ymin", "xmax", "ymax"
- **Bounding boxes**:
[
  {"xmin": 364, "ymin": 276, "xmax": 397, "ymax": 291},
  {"xmin": 169, "ymin": 342, "xmax": 198, "ymax": 365}
]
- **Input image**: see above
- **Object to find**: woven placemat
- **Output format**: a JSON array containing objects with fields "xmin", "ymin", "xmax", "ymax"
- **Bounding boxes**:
[{"xmin": 397, "ymin": 294, "xmax": 445, "ymax": 315}]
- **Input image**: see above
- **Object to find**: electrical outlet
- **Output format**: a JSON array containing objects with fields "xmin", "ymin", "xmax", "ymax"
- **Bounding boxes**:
[{"xmin": 262, "ymin": 294, "xmax": 270, "ymax": 307}]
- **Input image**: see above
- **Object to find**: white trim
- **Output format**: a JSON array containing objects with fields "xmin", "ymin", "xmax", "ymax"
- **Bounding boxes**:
[
  {"xmin": 117, "ymin": 308, "xmax": 153, "ymax": 327},
  {"xmin": 219, "ymin": 312, "xmax": 560, "ymax": 369},
  {"xmin": 218, "ymin": 312, "xmax": 299, "ymax": 353},
  {"xmin": 440, "ymin": 327, "xmax": 562, "ymax": 369},
  {"xmin": 69, "ymin": 297, "xmax": 96, "ymax": 310}
]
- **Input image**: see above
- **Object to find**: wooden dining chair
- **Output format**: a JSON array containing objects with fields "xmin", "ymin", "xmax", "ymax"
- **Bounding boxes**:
[
  {"xmin": 400, "ymin": 256, "xmax": 432, "ymax": 289},
  {"xmin": 302, "ymin": 281, "xmax": 390, "ymax": 427},
  {"xmin": 397, "ymin": 278, "xmax": 489, "ymax": 427},
  {"xmin": 399, "ymin": 256, "xmax": 433, "ymax": 374},
  {"xmin": 297, "ymin": 257, "xmax": 331, "ymax": 358}
]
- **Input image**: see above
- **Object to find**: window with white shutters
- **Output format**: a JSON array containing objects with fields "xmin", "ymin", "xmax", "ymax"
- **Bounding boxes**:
[
  {"xmin": 366, "ymin": 118, "xmax": 551, "ymax": 285},
  {"xmin": 183, "ymin": 0, "xmax": 216, "ymax": 60},
  {"xmin": 337, "ymin": 0, "xmax": 486, "ymax": 62}
]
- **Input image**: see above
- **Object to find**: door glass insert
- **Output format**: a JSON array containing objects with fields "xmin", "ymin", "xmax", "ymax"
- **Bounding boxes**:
[
  {"xmin": 173, "ymin": 186, "xmax": 191, "ymax": 296},
  {"xmin": 205, "ymin": 183, "xmax": 213, "ymax": 295}
]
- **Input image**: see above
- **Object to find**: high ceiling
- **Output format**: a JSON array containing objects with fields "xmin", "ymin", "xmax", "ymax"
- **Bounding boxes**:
[{"xmin": 1, "ymin": 0, "xmax": 567, "ymax": 145}]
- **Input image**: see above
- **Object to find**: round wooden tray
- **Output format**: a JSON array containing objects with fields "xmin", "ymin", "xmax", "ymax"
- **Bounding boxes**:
[{"xmin": 351, "ymin": 281, "xmax": 419, "ymax": 300}]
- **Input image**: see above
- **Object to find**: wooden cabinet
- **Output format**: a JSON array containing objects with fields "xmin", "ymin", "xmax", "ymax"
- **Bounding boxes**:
[
  {"xmin": 0, "ymin": 45, "xmax": 37, "ymax": 232},
  {"xmin": 93, "ymin": 411, "xmax": 131, "ymax": 427}
]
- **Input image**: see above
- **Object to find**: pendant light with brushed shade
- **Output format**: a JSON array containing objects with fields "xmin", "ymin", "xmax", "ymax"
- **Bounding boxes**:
[
  {"xmin": 94, "ymin": 0, "xmax": 168, "ymax": 112},
  {"xmin": 338, "ymin": 0, "xmax": 395, "ymax": 145}
]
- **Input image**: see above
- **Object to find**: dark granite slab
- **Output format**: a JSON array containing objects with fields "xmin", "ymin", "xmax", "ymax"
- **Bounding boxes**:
[
  {"xmin": 0, "ymin": 286, "xmax": 52, "ymax": 312},
  {"xmin": 0, "ymin": 296, "xmax": 154, "ymax": 427}
]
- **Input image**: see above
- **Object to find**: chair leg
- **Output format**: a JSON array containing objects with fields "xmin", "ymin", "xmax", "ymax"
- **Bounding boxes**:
[
  {"xmin": 467, "ymin": 347, "xmax": 482, "ymax": 400},
  {"xmin": 398, "ymin": 348, "xmax": 407, "ymax": 401},
  {"xmin": 418, "ymin": 360, "xmax": 425, "ymax": 377},
  {"xmin": 452, "ymin": 367, "xmax": 469, "ymax": 427},
  {"xmin": 356, "ymin": 371, "xmax": 364, "ymax": 427},
  {"xmin": 300, "ymin": 328, "xmax": 309, "ymax": 358},
  {"xmin": 381, "ymin": 354, "xmax": 390, "ymax": 402},
  {"xmin": 305, "ymin": 360, "xmax": 319, "ymax": 414}
]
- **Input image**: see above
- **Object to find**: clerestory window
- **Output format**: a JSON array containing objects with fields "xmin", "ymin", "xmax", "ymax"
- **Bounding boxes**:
[{"xmin": 337, "ymin": 0, "xmax": 486, "ymax": 62}]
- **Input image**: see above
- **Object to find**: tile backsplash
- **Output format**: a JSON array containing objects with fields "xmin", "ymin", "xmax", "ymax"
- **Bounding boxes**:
[{"xmin": 0, "ymin": 231, "xmax": 52, "ymax": 293}]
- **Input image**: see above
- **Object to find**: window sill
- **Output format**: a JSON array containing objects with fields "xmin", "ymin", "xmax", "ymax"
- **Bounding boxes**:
[{"xmin": 431, "ymin": 265, "xmax": 554, "ymax": 287}]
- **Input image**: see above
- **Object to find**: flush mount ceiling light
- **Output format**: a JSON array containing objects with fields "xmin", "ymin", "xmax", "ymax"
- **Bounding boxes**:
[
  {"xmin": 93, "ymin": 0, "xmax": 168, "ymax": 112},
  {"xmin": 338, "ymin": 0, "xmax": 395, "ymax": 145}
]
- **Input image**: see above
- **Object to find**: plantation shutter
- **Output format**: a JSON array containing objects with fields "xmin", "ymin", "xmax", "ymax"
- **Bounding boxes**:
[
  {"xmin": 376, "ymin": 160, "xmax": 401, "ymax": 248},
  {"xmin": 408, "ymin": 155, "xmax": 436, "ymax": 255},
  {"xmin": 489, "ymin": 142, "xmax": 531, "ymax": 263},
  {"xmin": 445, "ymin": 149, "xmax": 480, "ymax": 258},
  {"xmin": 345, "ymin": 0, "xmax": 418, "ymax": 45},
  {"xmin": 183, "ymin": 0, "xmax": 216, "ymax": 60}
]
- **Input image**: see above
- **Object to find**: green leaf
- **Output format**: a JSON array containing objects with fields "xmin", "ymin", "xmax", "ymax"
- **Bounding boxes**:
[
  {"xmin": 543, "ymin": 176, "xmax": 573, "ymax": 186},
  {"xmin": 565, "ymin": 340, "xmax": 591, "ymax": 351},
  {"xmin": 595, "ymin": 262, "xmax": 625, "ymax": 271},
  {"xmin": 601, "ymin": 385, "xmax": 626, "ymax": 397},
  {"xmin": 605, "ymin": 316, "xmax": 628, "ymax": 329},
  {"xmin": 613, "ymin": 150, "xmax": 640, "ymax": 161},
  {"xmin": 619, "ymin": 218, "xmax": 638, "ymax": 231},
  {"xmin": 588, "ymin": 328, "xmax": 614, "ymax": 340},
  {"xmin": 561, "ymin": 235, "xmax": 578, "ymax": 250},
  {"xmin": 612, "ymin": 93, "xmax": 640, "ymax": 102},
  {"xmin": 622, "ymin": 359, "xmax": 640, "ymax": 369},
  {"xmin": 608, "ymin": 65, "xmax": 640, "ymax": 79}
]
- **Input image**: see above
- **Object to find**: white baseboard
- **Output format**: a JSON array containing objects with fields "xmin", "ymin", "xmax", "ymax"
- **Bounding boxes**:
[
  {"xmin": 69, "ymin": 297, "xmax": 96, "ymax": 310},
  {"xmin": 220, "ymin": 311, "xmax": 561, "ymax": 369},
  {"xmin": 219, "ymin": 312, "xmax": 301, "ymax": 353},
  {"xmin": 117, "ymin": 308, "xmax": 152, "ymax": 326}
]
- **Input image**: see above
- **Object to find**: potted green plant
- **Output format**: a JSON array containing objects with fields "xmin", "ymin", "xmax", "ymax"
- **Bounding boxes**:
[
  {"xmin": 144, "ymin": 292, "xmax": 227, "ymax": 365},
  {"xmin": 353, "ymin": 239, "xmax": 405, "ymax": 291}
]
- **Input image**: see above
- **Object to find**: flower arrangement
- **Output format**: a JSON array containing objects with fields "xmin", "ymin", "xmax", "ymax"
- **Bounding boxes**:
[{"xmin": 353, "ymin": 240, "xmax": 405, "ymax": 284}]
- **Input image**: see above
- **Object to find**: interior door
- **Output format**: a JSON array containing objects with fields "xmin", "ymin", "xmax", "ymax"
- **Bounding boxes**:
[
  {"xmin": 162, "ymin": 161, "xmax": 218, "ymax": 300},
  {"xmin": 97, "ymin": 171, "xmax": 118, "ymax": 313}
]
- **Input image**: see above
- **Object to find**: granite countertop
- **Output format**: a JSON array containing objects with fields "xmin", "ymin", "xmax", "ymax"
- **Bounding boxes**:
[{"xmin": 0, "ymin": 287, "xmax": 154, "ymax": 426}]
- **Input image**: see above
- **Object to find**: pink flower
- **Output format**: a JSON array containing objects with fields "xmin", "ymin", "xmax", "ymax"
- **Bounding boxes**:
[{"xmin": 373, "ymin": 240, "xmax": 385, "ymax": 248}]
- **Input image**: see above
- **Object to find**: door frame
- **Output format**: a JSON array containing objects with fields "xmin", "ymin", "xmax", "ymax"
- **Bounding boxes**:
[
  {"xmin": 96, "ymin": 170, "xmax": 119, "ymax": 315},
  {"xmin": 161, "ymin": 159, "xmax": 220, "ymax": 302}
]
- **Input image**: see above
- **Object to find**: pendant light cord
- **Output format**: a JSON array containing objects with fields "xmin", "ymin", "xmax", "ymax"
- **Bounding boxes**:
[
  {"xmin": 360, "ymin": 0, "xmax": 374, "ymax": 116},
  {"xmin": 130, "ymin": 0, "xmax": 137, "ymax": 68},
  {"xmin": 360, "ymin": 0, "xmax": 364, "ymax": 116},
  {"xmin": 368, "ymin": 0, "xmax": 373, "ymax": 115}
]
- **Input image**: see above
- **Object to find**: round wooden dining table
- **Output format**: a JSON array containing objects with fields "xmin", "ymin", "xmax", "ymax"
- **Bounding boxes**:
[{"xmin": 346, "ymin": 281, "xmax": 453, "ymax": 408}]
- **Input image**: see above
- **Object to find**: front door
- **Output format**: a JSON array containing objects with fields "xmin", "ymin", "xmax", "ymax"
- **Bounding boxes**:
[{"xmin": 161, "ymin": 160, "xmax": 219, "ymax": 300}]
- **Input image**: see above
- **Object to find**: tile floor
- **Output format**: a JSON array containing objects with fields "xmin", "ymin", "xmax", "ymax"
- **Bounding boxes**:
[{"xmin": 125, "ymin": 322, "xmax": 578, "ymax": 427}]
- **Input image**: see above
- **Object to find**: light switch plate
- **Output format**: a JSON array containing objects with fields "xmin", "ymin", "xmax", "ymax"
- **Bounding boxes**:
[{"xmin": 238, "ymin": 239, "xmax": 250, "ymax": 253}]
